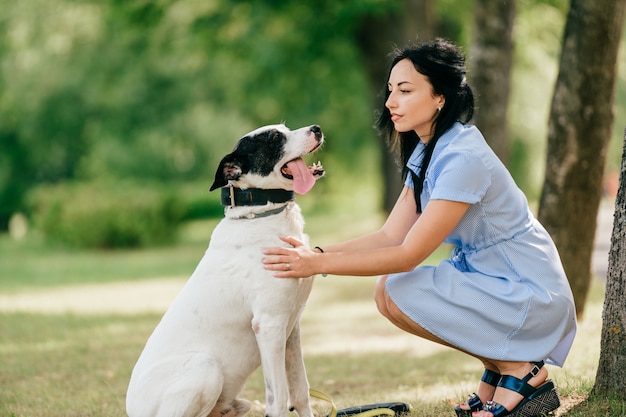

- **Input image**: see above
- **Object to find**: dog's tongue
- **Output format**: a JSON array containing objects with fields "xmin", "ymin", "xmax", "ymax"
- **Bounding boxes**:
[{"xmin": 287, "ymin": 158, "xmax": 316, "ymax": 194}]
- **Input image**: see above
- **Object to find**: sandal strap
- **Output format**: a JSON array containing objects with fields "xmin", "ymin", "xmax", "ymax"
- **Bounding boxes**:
[
  {"xmin": 482, "ymin": 380, "xmax": 559, "ymax": 417},
  {"xmin": 481, "ymin": 369, "xmax": 502, "ymax": 387},
  {"xmin": 497, "ymin": 361, "xmax": 545, "ymax": 398},
  {"xmin": 454, "ymin": 369, "xmax": 503, "ymax": 416},
  {"xmin": 465, "ymin": 393, "xmax": 482, "ymax": 409}
]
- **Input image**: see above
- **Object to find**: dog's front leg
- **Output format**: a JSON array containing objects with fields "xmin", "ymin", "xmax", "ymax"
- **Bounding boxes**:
[
  {"xmin": 285, "ymin": 322, "xmax": 314, "ymax": 417},
  {"xmin": 253, "ymin": 319, "xmax": 290, "ymax": 417}
]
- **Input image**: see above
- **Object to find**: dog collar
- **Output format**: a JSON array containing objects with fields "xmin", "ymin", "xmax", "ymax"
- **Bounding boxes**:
[
  {"xmin": 221, "ymin": 186, "xmax": 295, "ymax": 207},
  {"xmin": 228, "ymin": 204, "xmax": 291, "ymax": 220}
]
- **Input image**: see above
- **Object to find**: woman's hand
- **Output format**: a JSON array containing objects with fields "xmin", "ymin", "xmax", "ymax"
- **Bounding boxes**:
[{"xmin": 263, "ymin": 236, "xmax": 319, "ymax": 278}]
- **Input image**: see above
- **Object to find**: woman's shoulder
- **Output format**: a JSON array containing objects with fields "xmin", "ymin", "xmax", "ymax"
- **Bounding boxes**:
[
  {"xmin": 446, "ymin": 123, "xmax": 485, "ymax": 144},
  {"xmin": 430, "ymin": 123, "xmax": 502, "ymax": 174},
  {"xmin": 435, "ymin": 123, "xmax": 488, "ymax": 157}
]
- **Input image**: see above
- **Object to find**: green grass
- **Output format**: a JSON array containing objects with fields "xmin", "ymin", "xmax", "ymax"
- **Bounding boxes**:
[
  {"xmin": 0, "ymin": 313, "xmax": 157, "ymax": 416},
  {"xmin": 0, "ymin": 210, "xmax": 619, "ymax": 416},
  {"xmin": 0, "ymin": 197, "xmax": 386, "ymax": 292},
  {"xmin": 0, "ymin": 219, "xmax": 220, "ymax": 292}
]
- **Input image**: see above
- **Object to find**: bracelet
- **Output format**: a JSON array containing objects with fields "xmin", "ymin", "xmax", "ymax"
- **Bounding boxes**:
[{"xmin": 314, "ymin": 246, "xmax": 328, "ymax": 276}]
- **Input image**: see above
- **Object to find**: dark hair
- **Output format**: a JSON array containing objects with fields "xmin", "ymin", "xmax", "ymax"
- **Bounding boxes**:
[{"xmin": 376, "ymin": 38, "xmax": 474, "ymax": 212}]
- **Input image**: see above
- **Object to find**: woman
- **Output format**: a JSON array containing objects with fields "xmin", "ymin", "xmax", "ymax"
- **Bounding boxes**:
[{"xmin": 262, "ymin": 38, "xmax": 576, "ymax": 417}]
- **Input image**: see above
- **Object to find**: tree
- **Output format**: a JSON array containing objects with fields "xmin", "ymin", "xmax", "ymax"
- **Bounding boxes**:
[
  {"xmin": 356, "ymin": 0, "xmax": 436, "ymax": 213},
  {"xmin": 538, "ymin": 0, "xmax": 626, "ymax": 317},
  {"xmin": 469, "ymin": 0, "xmax": 516, "ymax": 165},
  {"xmin": 593, "ymin": 128, "xmax": 626, "ymax": 399}
]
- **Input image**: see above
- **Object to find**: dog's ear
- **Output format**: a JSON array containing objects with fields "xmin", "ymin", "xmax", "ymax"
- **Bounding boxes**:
[{"xmin": 209, "ymin": 153, "xmax": 245, "ymax": 191}]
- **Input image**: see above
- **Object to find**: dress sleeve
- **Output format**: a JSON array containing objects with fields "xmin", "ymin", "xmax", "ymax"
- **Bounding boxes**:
[
  {"xmin": 427, "ymin": 150, "xmax": 491, "ymax": 204},
  {"xmin": 403, "ymin": 141, "xmax": 427, "ymax": 190},
  {"xmin": 404, "ymin": 171, "xmax": 415, "ymax": 189}
]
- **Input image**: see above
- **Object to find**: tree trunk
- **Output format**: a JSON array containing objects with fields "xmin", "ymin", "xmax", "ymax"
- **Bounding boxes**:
[
  {"xmin": 592, "ymin": 128, "xmax": 626, "ymax": 399},
  {"xmin": 537, "ymin": 0, "xmax": 626, "ymax": 318},
  {"xmin": 356, "ymin": 0, "xmax": 435, "ymax": 213},
  {"xmin": 470, "ymin": 0, "xmax": 516, "ymax": 165}
]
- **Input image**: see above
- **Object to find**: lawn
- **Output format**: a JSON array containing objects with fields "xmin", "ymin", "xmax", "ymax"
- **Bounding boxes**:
[{"xmin": 0, "ymin": 210, "xmax": 619, "ymax": 416}]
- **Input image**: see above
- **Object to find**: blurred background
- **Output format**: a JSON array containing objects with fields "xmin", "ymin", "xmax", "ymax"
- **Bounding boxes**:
[
  {"xmin": 1, "ymin": 2, "xmax": 624, "ymax": 415},
  {"xmin": 0, "ymin": 0, "xmax": 624, "ymax": 248}
]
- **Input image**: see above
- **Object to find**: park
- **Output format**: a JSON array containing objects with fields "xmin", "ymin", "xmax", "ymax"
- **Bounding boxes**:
[{"xmin": 1, "ymin": 1, "xmax": 625, "ymax": 416}]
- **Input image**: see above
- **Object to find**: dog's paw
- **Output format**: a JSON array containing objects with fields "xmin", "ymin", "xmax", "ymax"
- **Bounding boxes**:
[{"xmin": 230, "ymin": 399, "xmax": 251, "ymax": 417}]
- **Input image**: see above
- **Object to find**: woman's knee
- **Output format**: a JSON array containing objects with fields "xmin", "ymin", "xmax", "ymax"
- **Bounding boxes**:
[
  {"xmin": 374, "ymin": 275, "xmax": 411, "ymax": 327},
  {"xmin": 374, "ymin": 275, "xmax": 390, "ymax": 316}
]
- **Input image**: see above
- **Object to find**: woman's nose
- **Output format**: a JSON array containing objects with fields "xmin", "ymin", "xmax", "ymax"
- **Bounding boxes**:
[
  {"xmin": 385, "ymin": 93, "xmax": 395, "ymax": 109},
  {"xmin": 385, "ymin": 94, "xmax": 395, "ymax": 109}
]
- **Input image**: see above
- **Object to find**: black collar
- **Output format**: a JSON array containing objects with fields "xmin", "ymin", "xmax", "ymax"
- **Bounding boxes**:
[{"xmin": 221, "ymin": 186, "xmax": 295, "ymax": 207}]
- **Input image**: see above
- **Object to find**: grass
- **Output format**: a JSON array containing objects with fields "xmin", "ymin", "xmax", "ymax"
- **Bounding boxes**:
[
  {"xmin": 0, "ymin": 219, "xmax": 221, "ymax": 292},
  {"xmin": 0, "ymin": 208, "xmax": 620, "ymax": 416}
]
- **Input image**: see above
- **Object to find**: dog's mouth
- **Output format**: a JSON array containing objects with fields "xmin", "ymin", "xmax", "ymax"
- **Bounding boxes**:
[{"xmin": 281, "ymin": 158, "xmax": 325, "ymax": 195}]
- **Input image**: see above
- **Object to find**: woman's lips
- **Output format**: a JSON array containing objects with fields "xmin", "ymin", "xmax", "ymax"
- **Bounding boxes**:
[{"xmin": 390, "ymin": 113, "xmax": 402, "ymax": 122}]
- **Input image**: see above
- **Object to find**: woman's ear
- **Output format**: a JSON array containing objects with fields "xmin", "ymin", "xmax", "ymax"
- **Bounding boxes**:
[{"xmin": 436, "ymin": 95, "xmax": 445, "ymax": 110}]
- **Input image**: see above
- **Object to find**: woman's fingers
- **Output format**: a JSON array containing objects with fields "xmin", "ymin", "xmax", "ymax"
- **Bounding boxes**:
[
  {"xmin": 262, "ymin": 236, "xmax": 312, "ymax": 278},
  {"xmin": 279, "ymin": 235, "xmax": 303, "ymax": 247},
  {"xmin": 262, "ymin": 255, "xmax": 287, "ymax": 266}
]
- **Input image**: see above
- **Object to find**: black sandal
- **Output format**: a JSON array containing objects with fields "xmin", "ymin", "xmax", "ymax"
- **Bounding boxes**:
[
  {"xmin": 480, "ymin": 361, "xmax": 561, "ymax": 417},
  {"xmin": 454, "ymin": 369, "xmax": 501, "ymax": 417}
]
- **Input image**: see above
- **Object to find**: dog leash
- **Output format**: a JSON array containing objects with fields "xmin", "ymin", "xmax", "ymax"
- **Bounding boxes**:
[{"xmin": 309, "ymin": 389, "xmax": 411, "ymax": 417}]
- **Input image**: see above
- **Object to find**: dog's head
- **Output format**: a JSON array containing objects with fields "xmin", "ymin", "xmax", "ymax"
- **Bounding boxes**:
[{"xmin": 210, "ymin": 124, "xmax": 325, "ymax": 194}]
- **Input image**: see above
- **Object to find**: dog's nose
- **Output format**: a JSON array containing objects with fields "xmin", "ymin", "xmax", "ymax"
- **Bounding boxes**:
[{"xmin": 310, "ymin": 125, "xmax": 322, "ymax": 139}]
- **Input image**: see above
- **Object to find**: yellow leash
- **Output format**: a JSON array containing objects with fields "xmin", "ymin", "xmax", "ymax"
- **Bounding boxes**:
[{"xmin": 309, "ymin": 389, "xmax": 400, "ymax": 417}]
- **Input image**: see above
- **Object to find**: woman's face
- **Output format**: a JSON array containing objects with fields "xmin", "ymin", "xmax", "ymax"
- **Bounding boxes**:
[{"xmin": 385, "ymin": 59, "xmax": 444, "ymax": 141}]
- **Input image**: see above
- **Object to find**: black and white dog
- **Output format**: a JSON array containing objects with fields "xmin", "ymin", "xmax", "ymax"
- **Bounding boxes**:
[{"xmin": 126, "ymin": 124, "xmax": 324, "ymax": 417}]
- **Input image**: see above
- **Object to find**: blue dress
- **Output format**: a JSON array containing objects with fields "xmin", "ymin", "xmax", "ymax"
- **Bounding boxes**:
[{"xmin": 385, "ymin": 123, "xmax": 577, "ymax": 366}]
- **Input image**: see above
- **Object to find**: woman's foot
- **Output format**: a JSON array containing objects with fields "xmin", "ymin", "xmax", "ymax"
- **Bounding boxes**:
[
  {"xmin": 473, "ymin": 361, "xmax": 550, "ymax": 417},
  {"xmin": 454, "ymin": 369, "xmax": 500, "ymax": 416}
]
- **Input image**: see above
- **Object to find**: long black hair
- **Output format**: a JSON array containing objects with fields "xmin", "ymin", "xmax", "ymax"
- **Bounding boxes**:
[{"xmin": 376, "ymin": 38, "xmax": 475, "ymax": 212}]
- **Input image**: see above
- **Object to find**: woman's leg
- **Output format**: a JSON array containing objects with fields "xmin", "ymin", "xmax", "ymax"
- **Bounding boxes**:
[
  {"xmin": 373, "ymin": 276, "xmax": 550, "ymax": 416},
  {"xmin": 374, "ymin": 276, "xmax": 500, "ymax": 404},
  {"xmin": 374, "ymin": 275, "xmax": 496, "ymax": 360},
  {"xmin": 374, "ymin": 275, "xmax": 456, "ymax": 346}
]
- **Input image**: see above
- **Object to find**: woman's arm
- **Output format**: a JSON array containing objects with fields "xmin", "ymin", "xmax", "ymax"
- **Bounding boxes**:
[
  {"xmin": 319, "ymin": 186, "xmax": 420, "ymax": 253},
  {"xmin": 263, "ymin": 187, "xmax": 470, "ymax": 278}
]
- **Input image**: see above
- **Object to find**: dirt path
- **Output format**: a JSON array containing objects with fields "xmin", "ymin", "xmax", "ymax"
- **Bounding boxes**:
[{"xmin": 0, "ymin": 199, "xmax": 615, "ymax": 315}]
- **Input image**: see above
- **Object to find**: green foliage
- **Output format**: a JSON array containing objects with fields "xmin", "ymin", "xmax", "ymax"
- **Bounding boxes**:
[
  {"xmin": 28, "ymin": 182, "xmax": 183, "ymax": 248},
  {"xmin": 506, "ymin": 1, "xmax": 568, "ymax": 197},
  {"xmin": 435, "ymin": 0, "xmax": 473, "ymax": 45},
  {"xmin": 1, "ymin": 0, "xmax": 624, "ymax": 236},
  {"xmin": 0, "ymin": 0, "xmax": 378, "ymax": 232}
]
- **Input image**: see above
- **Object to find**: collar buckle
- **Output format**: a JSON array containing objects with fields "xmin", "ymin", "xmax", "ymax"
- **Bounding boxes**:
[{"xmin": 229, "ymin": 185, "xmax": 236, "ymax": 207}]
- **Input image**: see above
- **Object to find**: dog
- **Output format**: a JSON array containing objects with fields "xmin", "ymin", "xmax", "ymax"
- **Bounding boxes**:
[{"xmin": 126, "ymin": 124, "xmax": 325, "ymax": 417}]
